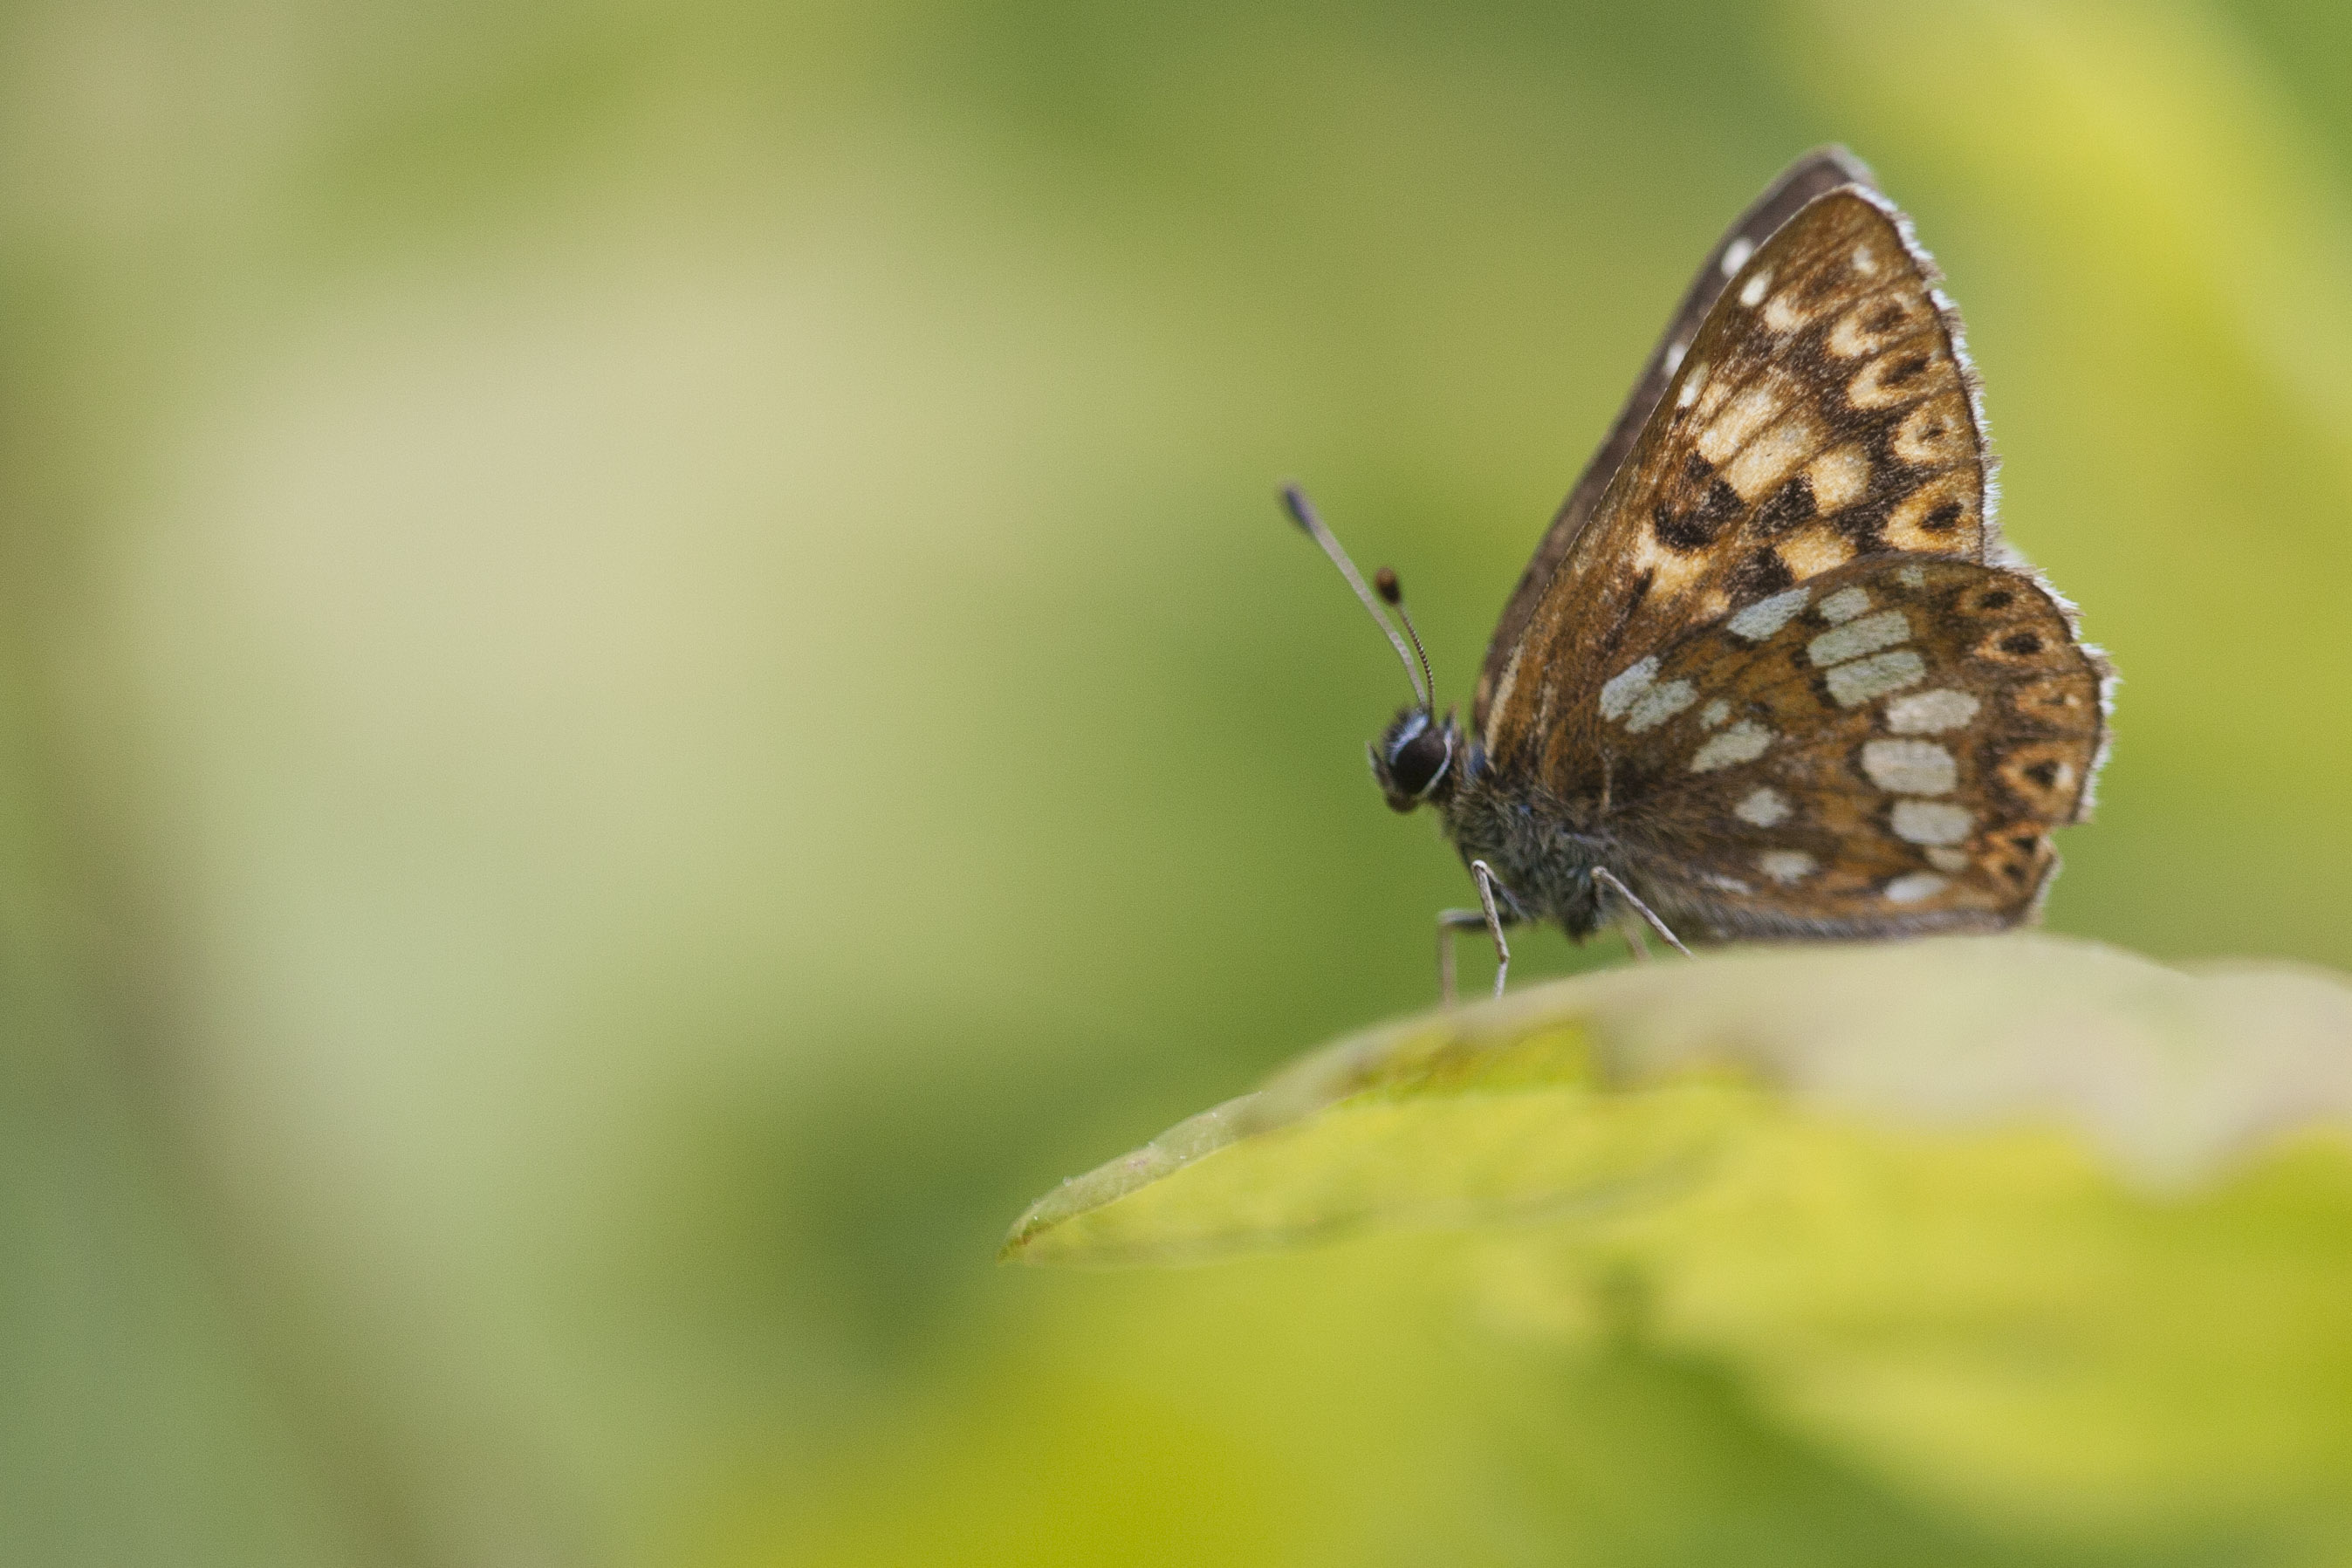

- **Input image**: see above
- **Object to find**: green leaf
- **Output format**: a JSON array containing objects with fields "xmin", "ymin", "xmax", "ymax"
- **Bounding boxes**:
[
  {"xmin": 1003, "ymin": 933, "xmax": 2352, "ymax": 1267},
  {"xmin": 1004, "ymin": 934, "xmax": 2352, "ymax": 1537}
]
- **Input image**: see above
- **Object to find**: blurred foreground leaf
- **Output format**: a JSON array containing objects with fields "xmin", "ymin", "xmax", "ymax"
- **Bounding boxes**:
[
  {"xmin": 1006, "ymin": 934, "xmax": 2352, "ymax": 1266},
  {"xmin": 1003, "ymin": 935, "xmax": 2352, "ymax": 1542}
]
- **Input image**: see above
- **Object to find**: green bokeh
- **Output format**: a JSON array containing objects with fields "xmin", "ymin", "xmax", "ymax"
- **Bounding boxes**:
[{"xmin": 3, "ymin": 1, "xmax": 2349, "ymax": 1564}]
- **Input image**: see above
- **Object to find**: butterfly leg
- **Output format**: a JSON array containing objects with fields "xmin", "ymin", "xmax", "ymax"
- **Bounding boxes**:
[
  {"xmin": 1592, "ymin": 867, "xmax": 1693, "ymax": 959},
  {"xmin": 1437, "ymin": 859, "xmax": 1519, "ymax": 1003}
]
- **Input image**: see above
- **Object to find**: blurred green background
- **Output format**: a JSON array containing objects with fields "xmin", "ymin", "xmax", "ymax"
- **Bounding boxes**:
[{"xmin": 7, "ymin": 0, "xmax": 2352, "ymax": 1564}]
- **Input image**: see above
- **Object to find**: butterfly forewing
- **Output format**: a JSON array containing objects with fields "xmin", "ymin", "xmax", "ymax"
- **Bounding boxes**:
[
  {"xmin": 1485, "ymin": 187, "xmax": 1997, "ymax": 805},
  {"xmin": 1583, "ymin": 554, "xmax": 2101, "ymax": 935},
  {"xmin": 1474, "ymin": 147, "xmax": 1877, "ymax": 730}
]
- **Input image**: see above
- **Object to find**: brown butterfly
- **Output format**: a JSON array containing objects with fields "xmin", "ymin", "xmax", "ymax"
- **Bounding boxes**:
[{"xmin": 1285, "ymin": 147, "xmax": 2114, "ymax": 999}]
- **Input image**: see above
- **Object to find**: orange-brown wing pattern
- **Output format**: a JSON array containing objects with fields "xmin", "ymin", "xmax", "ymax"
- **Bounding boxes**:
[
  {"xmin": 1581, "ymin": 554, "xmax": 2105, "ymax": 937},
  {"xmin": 1474, "ymin": 147, "xmax": 1877, "ymax": 731},
  {"xmin": 1484, "ymin": 187, "xmax": 1996, "ymax": 804}
]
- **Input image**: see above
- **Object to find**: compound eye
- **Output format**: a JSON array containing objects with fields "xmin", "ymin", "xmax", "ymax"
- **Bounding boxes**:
[{"xmin": 1386, "ymin": 722, "xmax": 1450, "ymax": 798}]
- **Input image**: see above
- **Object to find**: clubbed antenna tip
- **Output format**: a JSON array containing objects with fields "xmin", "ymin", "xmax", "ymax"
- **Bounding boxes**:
[{"xmin": 1277, "ymin": 483, "xmax": 1433, "ymax": 710}]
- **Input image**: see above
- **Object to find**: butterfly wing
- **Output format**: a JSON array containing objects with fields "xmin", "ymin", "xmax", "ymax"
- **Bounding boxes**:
[
  {"xmin": 1581, "ymin": 553, "xmax": 2107, "ymax": 935},
  {"xmin": 1482, "ymin": 164, "xmax": 2006, "ymax": 808},
  {"xmin": 1474, "ymin": 146, "xmax": 1880, "ymax": 732}
]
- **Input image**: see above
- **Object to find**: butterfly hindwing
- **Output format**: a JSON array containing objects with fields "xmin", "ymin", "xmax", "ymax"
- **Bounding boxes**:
[{"xmin": 1580, "ymin": 553, "xmax": 2104, "ymax": 936}]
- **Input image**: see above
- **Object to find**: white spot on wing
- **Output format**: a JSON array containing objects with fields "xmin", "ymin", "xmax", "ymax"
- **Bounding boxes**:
[
  {"xmin": 1676, "ymin": 361, "xmax": 1708, "ymax": 409},
  {"xmin": 1723, "ymin": 410, "xmax": 1821, "ymax": 501},
  {"xmin": 1883, "ymin": 871, "xmax": 1947, "ymax": 903},
  {"xmin": 1690, "ymin": 719, "xmax": 1772, "ymax": 771},
  {"xmin": 1757, "ymin": 850, "xmax": 1814, "ymax": 884},
  {"xmin": 1698, "ymin": 698, "xmax": 1730, "ymax": 729},
  {"xmin": 1826, "ymin": 648, "xmax": 1927, "ymax": 707},
  {"xmin": 1807, "ymin": 609, "xmax": 1910, "ymax": 667},
  {"xmin": 1817, "ymin": 585, "xmax": 1873, "ymax": 624},
  {"xmin": 1853, "ymin": 243, "xmax": 1879, "ymax": 276},
  {"xmin": 1762, "ymin": 291, "xmax": 1807, "ymax": 333},
  {"xmin": 1734, "ymin": 785, "xmax": 1788, "ymax": 826},
  {"xmin": 1597, "ymin": 655, "xmax": 1658, "ymax": 720},
  {"xmin": 1927, "ymin": 846, "xmax": 1969, "ymax": 873},
  {"xmin": 1720, "ymin": 237, "xmax": 1754, "ymax": 277},
  {"xmin": 1862, "ymin": 738, "xmax": 1957, "ymax": 795},
  {"xmin": 1663, "ymin": 339, "xmax": 1688, "ymax": 375},
  {"xmin": 1884, "ymin": 688, "xmax": 1978, "ymax": 734},
  {"xmin": 1892, "ymin": 798, "xmax": 1972, "ymax": 846},
  {"xmin": 1896, "ymin": 564, "xmax": 1926, "ymax": 588},
  {"xmin": 1738, "ymin": 269, "xmax": 1773, "ymax": 308},
  {"xmin": 1697, "ymin": 377, "xmax": 1786, "ymax": 464},
  {"xmin": 1726, "ymin": 586, "xmax": 1810, "ymax": 640},
  {"xmin": 1626, "ymin": 678, "xmax": 1697, "ymax": 733}
]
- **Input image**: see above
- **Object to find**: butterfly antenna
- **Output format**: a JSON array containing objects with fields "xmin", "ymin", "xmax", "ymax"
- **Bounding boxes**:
[
  {"xmin": 1373, "ymin": 565, "xmax": 1438, "ymax": 716},
  {"xmin": 1279, "ymin": 483, "xmax": 1430, "ymax": 709}
]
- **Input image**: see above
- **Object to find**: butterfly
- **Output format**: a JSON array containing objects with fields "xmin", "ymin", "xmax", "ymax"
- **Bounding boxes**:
[{"xmin": 1285, "ymin": 147, "xmax": 2113, "ymax": 999}]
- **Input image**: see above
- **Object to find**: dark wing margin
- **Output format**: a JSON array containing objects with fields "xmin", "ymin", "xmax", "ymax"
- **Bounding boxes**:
[{"xmin": 1473, "ymin": 145, "xmax": 1880, "ymax": 730}]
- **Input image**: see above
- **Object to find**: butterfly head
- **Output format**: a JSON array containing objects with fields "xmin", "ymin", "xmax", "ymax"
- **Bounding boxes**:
[
  {"xmin": 1280, "ymin": 483, "xmax": 1461, "ymax": 812},
  {"xmin": 1370, "ymin": 704, "xmax": 1459, "ymax": 812}
]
